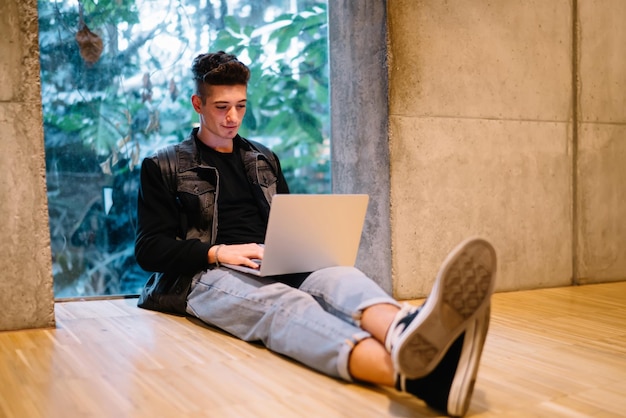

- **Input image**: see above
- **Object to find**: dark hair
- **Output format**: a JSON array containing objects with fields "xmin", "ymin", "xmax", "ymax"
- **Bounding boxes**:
[{"xmin": 192, "ymin": 51, "xmax": 250, "ymax": 98}]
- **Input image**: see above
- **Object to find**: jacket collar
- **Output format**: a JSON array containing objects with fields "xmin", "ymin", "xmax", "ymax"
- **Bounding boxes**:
[{"xmin": 177, "ymin": 128, "xmax": 257, "ymax": 172}]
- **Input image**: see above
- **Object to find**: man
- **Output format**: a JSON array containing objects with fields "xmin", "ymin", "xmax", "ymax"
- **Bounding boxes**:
[{"xmin": 135, "ymin": 51, "xmax": 497, "ymax": 417}]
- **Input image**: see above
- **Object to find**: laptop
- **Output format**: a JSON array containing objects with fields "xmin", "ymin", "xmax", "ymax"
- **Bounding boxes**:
[{"xmin": 222, "ymin": 194, "xmax": 369, "ymax": 276}]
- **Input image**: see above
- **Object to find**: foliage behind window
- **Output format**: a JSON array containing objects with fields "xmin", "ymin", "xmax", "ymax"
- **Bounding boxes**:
[{"xmin": 38, "ymin": 0, "xmax": 329, "ymax": 298}]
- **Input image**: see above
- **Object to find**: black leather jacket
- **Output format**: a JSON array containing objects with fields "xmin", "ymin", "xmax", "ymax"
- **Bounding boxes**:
[{"xmin": 135, "ymin": 128, "xmax": 289, "ymax": 314}]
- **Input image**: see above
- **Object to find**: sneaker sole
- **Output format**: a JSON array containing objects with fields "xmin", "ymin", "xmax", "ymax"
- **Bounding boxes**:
[
  {"xmin": 447, "ymin": 305, "xmax": 490, "ymax": 417},
  {"xmin": 392, "ymin": 237, "xmax": 496, "ymax": 379}
]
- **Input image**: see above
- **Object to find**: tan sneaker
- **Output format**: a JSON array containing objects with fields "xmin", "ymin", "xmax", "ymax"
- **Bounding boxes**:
[
  {"xmin": 397, "ymin": 305, "xmax": 491, "ymax": 417},
  {"xmin": 388, "ymin": 237, "xmax": 497, "ymax": 379}
]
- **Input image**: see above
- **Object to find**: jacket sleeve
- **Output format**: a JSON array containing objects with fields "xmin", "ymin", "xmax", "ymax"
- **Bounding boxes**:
[{"xmin": 134, "ymin": 158, "xmax": 211, "ymax": 275}]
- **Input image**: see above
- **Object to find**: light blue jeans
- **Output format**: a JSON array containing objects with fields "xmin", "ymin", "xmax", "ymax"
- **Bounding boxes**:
[{"xmin": 186, "ymin": 266, "xmax": 399, "ymax": 381}]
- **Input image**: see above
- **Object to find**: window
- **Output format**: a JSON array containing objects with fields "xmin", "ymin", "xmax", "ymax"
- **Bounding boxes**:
[{"xmin": 38, "ymin": 0, "xmax": 329, "ymax": 298}]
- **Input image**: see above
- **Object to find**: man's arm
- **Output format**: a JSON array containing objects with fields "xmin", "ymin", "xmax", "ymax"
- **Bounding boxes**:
[{"xmin": 134, "ymin": 158, "xmax": 212, "ymax": 275}]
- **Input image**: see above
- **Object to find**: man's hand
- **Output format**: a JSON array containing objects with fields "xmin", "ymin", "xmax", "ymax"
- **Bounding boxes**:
[{"xmin": 209, "ymin": 243, "xmax": 264, "ymax": 269}]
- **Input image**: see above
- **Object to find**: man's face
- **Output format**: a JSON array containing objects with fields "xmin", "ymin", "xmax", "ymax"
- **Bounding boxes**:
[{"xmin": 192, "ymin": 84, "xmax": 247, "ymax": 142}]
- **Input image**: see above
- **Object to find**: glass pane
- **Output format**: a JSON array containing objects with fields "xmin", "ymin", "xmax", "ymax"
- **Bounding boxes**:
[{"xmin": 38, "ymin": 0, "xmax": 330, "ymax": 298}]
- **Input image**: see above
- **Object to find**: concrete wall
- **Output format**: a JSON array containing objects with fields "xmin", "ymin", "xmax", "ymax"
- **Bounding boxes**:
[
  {"xmin": 0, "ymin": 0, "xmax": 55, "ymax": 331},
  {"xmin": 386, "ymin": 0, "xmax": 626, "ymax": 298}
]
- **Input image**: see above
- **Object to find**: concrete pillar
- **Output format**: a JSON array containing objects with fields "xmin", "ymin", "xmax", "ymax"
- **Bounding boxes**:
[
  {"xmin": 329, "ymin": 1, "xmax": 393, "ymax": 293},
  {"xmin": 0, "ymin": 0, "xmax": 54, "ymax": 330}
]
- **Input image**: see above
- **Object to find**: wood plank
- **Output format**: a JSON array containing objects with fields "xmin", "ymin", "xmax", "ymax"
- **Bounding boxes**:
[{"xmin": 0, "ymin": 282, "xmax": 625, "ymax": 417}]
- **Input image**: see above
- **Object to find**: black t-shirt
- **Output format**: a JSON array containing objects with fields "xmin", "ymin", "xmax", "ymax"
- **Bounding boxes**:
[{"xmin": 198, "ymin": 141, "xmax": 267, "ymax": 245}]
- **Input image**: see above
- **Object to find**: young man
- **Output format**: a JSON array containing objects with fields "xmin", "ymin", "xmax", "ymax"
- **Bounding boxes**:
[{"xmin": 135, "ymin": 51, "xmax": 497, "ymax": 417}]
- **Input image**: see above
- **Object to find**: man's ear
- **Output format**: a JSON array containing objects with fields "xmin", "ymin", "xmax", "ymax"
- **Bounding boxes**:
[{"xmin": 191, "ymin": 94, "xmax": 202, "ymax": 113}]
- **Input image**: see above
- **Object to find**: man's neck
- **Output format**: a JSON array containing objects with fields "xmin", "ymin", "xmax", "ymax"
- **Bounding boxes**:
[{"xmin": 197, "ymin": 129, "xmax": 234, "ymax": 153}]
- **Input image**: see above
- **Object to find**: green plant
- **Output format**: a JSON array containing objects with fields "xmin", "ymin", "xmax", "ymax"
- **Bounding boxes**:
[{"xmin": 39, "ymin": 0, "xmax": 330, "ymax": 297}]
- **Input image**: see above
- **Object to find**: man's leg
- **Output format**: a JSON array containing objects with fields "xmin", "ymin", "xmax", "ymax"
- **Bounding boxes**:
[
  {"xmin": 296, "ymin": 267, "xmax": 403, "ymax": 385},
  {"xmin": 347, "ymin": 336, "xmax": 395, "ymax": 385},
  {"xmin": 186, "ymin": 267, "xmax": 372, "ymax": 381},
  {"xmin": 385, "ymin": 237, "xmax": 496, "ymax": 379},
  {"xmin": 350, "ymin": 237, "xmax": 497, "ymax": 417},
  {"xmin": 344, "ymin": 303, "xmax": 400, "ymax": 384}
]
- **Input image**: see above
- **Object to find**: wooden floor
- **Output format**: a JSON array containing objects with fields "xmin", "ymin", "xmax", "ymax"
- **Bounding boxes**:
[{"xmin": 1, "ymin": 282, "xmax": 625, "ymax": 417}]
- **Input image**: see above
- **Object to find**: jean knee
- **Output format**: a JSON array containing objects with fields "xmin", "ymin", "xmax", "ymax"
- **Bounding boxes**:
[{"xmin": 304, "ymin": 266, "xmax": 366, "ymax": 286}]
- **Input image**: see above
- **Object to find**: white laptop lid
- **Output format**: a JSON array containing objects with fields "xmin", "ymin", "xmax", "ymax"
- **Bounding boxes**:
[{"xmin": 223, "ymin": 194, "xmax": 369, "ymax": 276}]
